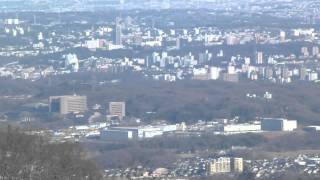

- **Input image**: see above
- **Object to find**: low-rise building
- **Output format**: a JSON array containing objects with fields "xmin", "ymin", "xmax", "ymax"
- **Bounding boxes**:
[
  {"xmin": 100, "ymin": 126, "xmax": 166, "ymax": 141},
  {"xmin": 223, "ymin": 123, "xmax": 261, "ymax": 134},
  {"xmin": 261, "ymin": 118, "xmax": 297, "ymax": 131}
]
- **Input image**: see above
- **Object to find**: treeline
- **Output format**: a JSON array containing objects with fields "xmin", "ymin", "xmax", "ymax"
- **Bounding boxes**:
[
  {"xmin": 0, "ymin": 127, "xmax": 102, "ymax": 180},
  {"xmin": 2, "ymin": 73, "xmax": 320, "ymax": 125},
  {"xmin": 139, "ymin": 134, "xmax": 266, "ymax": 151},
  {"xmin": 86, "ymin": 133, "xmax": 266, "ymax": 169}
]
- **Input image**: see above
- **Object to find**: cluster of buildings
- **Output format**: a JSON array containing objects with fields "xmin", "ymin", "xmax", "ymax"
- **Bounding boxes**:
[
  {"xmin": 46, "ymin": 96, "xmax": 299, "ymax": 141},
  {"xmin": 47, "ymin": 94, "xmax": 181, "ymax": 141},
  {"xmin": 2, "ymin": 2, "xmax": 320, "ymax": 179},
  {"xmin": 188, "ymin": 118, "xmax": 297, "ymax": 135},
  {"xmin": 45, "ymin": 94, "xmax": 299, "ymax": 141},
  {"xmin": 248, "ymin": 154, "xmax": 320, "ymax": 178},
  {"xmin": 0, "ymin": 12, "xmax": 320, "ymax": 84},
  {"xmin": 49, "ymin": 95, "xmax": 126, "ymax": 121},
  {"xmin": 102, "ymin": 154, "xmax": 320, "ymax": 179},
  {"xmin": 102, "ymin": 156, "xmax": 242, "ymax": 179}
]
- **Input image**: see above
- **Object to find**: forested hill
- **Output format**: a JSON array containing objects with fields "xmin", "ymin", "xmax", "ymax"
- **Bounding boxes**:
[{"xmin": 0, "ymin": 127, "xmax": 102, "ymax": 179}]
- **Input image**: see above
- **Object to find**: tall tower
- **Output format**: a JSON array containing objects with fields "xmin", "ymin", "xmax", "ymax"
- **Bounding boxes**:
[
  {"xmin": 255, "ymin": 51, "xmax": 263, "ymax": 64},
  {"xmin": 115, "ymin": 17, "xmax": 122, "ymax": 45}
]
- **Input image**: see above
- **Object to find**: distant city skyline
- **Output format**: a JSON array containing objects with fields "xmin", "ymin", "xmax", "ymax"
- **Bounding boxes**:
[{"xmin": 0, "ymin": 0, "xmax": 317, "ymax": 12}]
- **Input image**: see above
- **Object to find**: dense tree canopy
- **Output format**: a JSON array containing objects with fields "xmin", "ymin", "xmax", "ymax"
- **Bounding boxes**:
[{"xmin": 0, "ymin": 127, "xmax": 102, "ymax": 180}]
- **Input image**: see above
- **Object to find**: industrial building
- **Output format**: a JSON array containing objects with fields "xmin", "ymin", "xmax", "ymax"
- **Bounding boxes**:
[
  {"xmin": 101, "ymin": 126, "xmax": 163, "ymax": 140},
  {"xmin": 261, "ymin": 118, "xmax": 297, "ymax": 131},
  {"xmin": 101, "ymin": 129, "xmax": 134, "ymax": 141},
  {"xmin": 49, "ymin": 95, "xmax": 87, "ymax": 115},
  {"xmin": 303, "ymin": 126, "xmax": 320, "ymax": 132},
  {"xmin": 100, "ymin": 125, "xmax": 177, "ymax": 141},
  {"xmin": 223, "ymin": 123, "xmax": 261, "ymax": 134}
]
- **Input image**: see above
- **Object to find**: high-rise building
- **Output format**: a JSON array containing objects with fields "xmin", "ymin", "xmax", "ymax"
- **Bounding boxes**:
[
  {"xmin": 232, "ymin": 158, "xmax": 244, "ymax": 173},
  {"xmin": 312, "ymin": 46, "xmax": 319, "ymax": 56},
  {"xmin": 265, "ymin": 67, "xmax": 274, "ymax": 79},
  {"xmin": 227, "ymin": 65, "xmax": 236, "ymax": 74},
  {"xmin": 64, "ymin": 53, "xmax": 79, "ymax": 72},
  {"xmin": 176, "ymin": 37, "xmax": 181, "ymax": 49},
  {"xmin": 255, "ymin": 51, "xmax": 263, "ymax": 64},
  {"xmin": 109, "ymin": 102, "xmax": 126, "ymax": 120},
  {"xmin": 300, "ymin": 67, "xmax": 307, "ymax": 80},
  {"xmin": 280, "ymin": 31, "xmax": 286, "ymax": 42},
  {"xmin": 210, "ymin": 157, "xmax": 231, "ymax": 174},
  {"xmin": 49, "ymin": 95, "xmax": 87, "ymax": 115},
  {"xmin": 210, "ymin": 157, "xmax": 244, "ymax": 175},
  {"xmin": 301, "ymin": 47, "xmax": 309, "ymax": 57},
  {"xmin": 198, "ymin": 50, "xmax": 212, "ymax": 64},
  {"xmin": 209, "ymin": 67, "xmax": 220, "ymax": 80},
  {"xmin": 281, "ymin": 67, "xmax": 290, "ymax": 79},
  {"xmin": 115, "ymin": 18, "xmax": 122, "ymax": 45},
  {"xmin": 38, "ymin": 32, "xmax": 44, "ymax": 41}
]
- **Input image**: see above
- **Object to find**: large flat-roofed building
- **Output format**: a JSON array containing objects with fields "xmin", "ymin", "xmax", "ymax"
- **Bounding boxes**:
[
  {"xmin": 109, "ymin": 101, "xmax": 126, "ymax": 120},
  {"xmin": 223, "ymin": 123, "xmax": 261, "ymax": 134},
  {"xmin": 261, "ymin": 118, "xmax": 297, "ymax": 131},
  {"xmin": 100, "ymin": 126, "xmax": 163, "ymax": 141},
  {"xmin": 49, "ymin": 95, "xmax": 87, "ymax": 115},
  {"xmin": 101, "ymin": 129, "xmax": 134, "ymax": 141}
]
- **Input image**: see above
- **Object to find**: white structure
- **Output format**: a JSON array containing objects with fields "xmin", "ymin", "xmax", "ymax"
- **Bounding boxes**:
[
  {"xmin": 101, "ymin": 129, "xmax": 134, "ymax": 141},
  {"xmin": 193, "ymin": 68, "xmax": 207, "ymax": 75},
  {"xmin": 244, "ymin": 57, "xmax": 251, "ymax": 65},
  {"xmin": 261, "ymin": 118, "xmax": 297, "ymax": 131},
  {"xmin": 308, "ymin": 71, "xmax": 318, "ymax": 81},
  {"xmin": 106, "ymin": 43, "xmax": 123, "ymax": 50},
  {"xmin": 64, "ymin": 54, "xmax": 79, "ymax": 72},
  {"xmin": 38, "ymin": 32, "xmax": 44, "ymax": 41},
  {"xmin": 155, "ymin": 124, "xmax": 177, "ymax": 132},
  {"xmin": 5, "ymin": 18, "xmax": 19, "ymax": 25},
  {"xmin": 209, "ymin": 67, "xmax": 220, "ymax": 80},
  {"xmin": 85, "ymin": 39, "xmax": 101, "ymax": 50},
  {"xmin": 223, "ymin": 123, "xmax": 261, "ymax": 134},
  {"xmin": 280, "ymin": 31, "xmax": 286, "ymax": 42},
  {"xmin": 227, "ymin": 65, "xmax": 236, "ymax": 74},
  {"xmin": 263, "ymin": 92, "xmax": 272, "ymax": 99}
]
